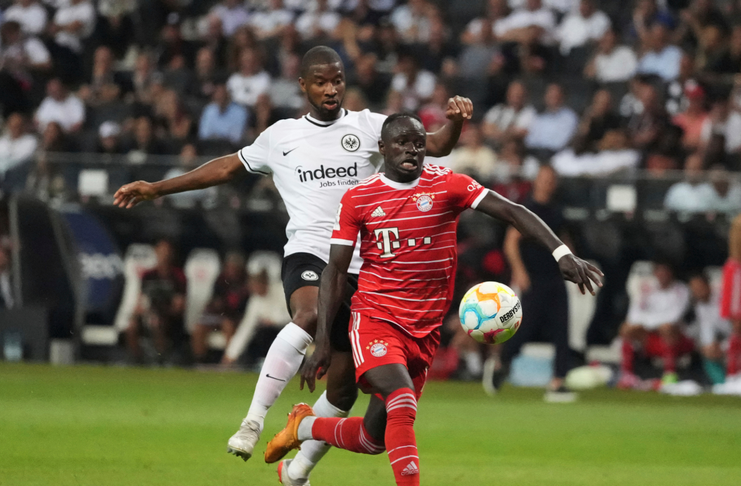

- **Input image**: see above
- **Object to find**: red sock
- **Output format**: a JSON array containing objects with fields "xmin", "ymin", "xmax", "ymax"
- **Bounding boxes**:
[
  {"xmin": 661, "ymin": 337, "xmax": 677, "ymax": 373},
  {"xmin": 310, "ymin": 416, "xmax": 385, "ymax": 454},
  {"xmin": 385, "ymin": 388, "xmax": 420, "ymax": 486},
  {"xmin": 727, "ymin": 335, "xmax": 741, "ymax": 376},
  {"xmin": 621, "ymin": 340, "xmax": 635, "ymax": 374}
]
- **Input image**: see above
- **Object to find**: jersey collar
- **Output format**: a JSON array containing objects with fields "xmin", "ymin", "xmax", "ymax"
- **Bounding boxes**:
[
  {"xmin": 304, "ymin": 108, "xmax": 347, "ymax": 127},
  {"xmin": 379, "ymin": 173, "xmax": 420, "ymax": 190}
]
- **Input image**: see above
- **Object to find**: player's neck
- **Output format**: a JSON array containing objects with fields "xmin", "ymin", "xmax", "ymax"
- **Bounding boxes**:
[
  {"xmin": 307, "ymin": 107, "xmax": 345, "ymax": 123},
  {"xmin": 380, "ymin": 172, "xmax": 420, "ymax": 189}
]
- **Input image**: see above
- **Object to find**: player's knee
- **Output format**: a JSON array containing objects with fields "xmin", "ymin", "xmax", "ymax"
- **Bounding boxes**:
[
  {"xmin": 326, "ymin": 382, "xmax": 357, "ymax": 412},
  {"xmin": 291, "ymin": 308, "xmax": 318, "ymax": 331}
]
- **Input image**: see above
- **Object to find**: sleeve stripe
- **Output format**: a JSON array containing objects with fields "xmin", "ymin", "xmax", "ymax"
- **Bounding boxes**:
[
  {"xmin": 237, "ymin": 148, "xmax": 270, "ymax": 176},
  {"xmin": 470, "ymin": 188, "xmax": 489, "ymax": 209},
  {"xmin": 330, "ymin": 238, "xmax": 355, "ymax": 246}
]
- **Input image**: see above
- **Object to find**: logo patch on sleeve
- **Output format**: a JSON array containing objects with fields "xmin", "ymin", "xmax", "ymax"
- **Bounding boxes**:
[{"xmin": 301, "ymin": 270, "xmax": 319, "ymax": 281}]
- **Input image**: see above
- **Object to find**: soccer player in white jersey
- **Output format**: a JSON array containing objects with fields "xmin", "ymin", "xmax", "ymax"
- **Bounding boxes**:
[
  {"xmin": 113, "ymin": 46, "xmax": 473, "ymax": 485},
  {"xmin": 264, "ymin": 113, "xmax": 603, "ymax": 486}
]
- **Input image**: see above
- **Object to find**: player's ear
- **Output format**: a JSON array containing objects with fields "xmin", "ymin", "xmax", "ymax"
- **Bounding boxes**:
[
  {"xmin": 299, "ymin": 77, "xmax": 307, "ymax": 94},
  {"xmin": 378, "ymin": 139, "xmax": 385, "ymax": 155}
]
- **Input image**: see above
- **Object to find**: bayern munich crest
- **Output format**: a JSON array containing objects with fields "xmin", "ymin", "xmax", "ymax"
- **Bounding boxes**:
[
  {"xmin": 367, "ymin": 340, "xmax": 389, "ymax": 357},
  {"xmin": 341, "ymin": 134, "xmax": 360, "ymax": 152},
  {"xmin": 412, "ymin": 193, "xmax": 435, "ymax": 212}
]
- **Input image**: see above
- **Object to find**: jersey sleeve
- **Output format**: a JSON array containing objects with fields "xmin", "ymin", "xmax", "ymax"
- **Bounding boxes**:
[
  {"xmin": 364, "ymin": 110, "xmax": 387, "ymax": 141},
  {"xmin": 330, "ymin": 190, "xmax": 362, "ymax": 247},
  {"xmin": 237, "ymin": 127, "xmax": 272, "ymax": 175},
  {"xmin": 447, "ymin": 172, "xmax": 488, "ymax": 210}
]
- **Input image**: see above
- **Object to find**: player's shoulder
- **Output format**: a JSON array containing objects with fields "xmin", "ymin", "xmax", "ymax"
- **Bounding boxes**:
[
  {"xmin": 421, "ymin": 163, "xmax": 455, "ymax": 181},
  {"xmin": 348, "ymin": 173, "xmax": 383, "ymax": 193},
  {"xmin": 345, "ymin": 109, "xmax": 386, "ymax": 132}
]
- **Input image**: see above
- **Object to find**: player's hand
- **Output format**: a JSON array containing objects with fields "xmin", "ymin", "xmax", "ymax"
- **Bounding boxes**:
[
  {"xmin": 557, "ymin": 255, "xmax": 604, "ymax": 296},
  {"xmin": 300, "ymin": 344, "xmax": 332, "ymax": 393},
  {"xmin": 113, "ymin": 181, "xmax": 159, "ymax": 208},
  {"xmin": 445, "ymin": 95, "xmax": 473, "ymax": 122}
]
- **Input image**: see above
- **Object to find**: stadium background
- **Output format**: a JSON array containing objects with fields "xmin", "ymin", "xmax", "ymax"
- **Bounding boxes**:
[{"xmin": 1, "ymin": 1, "xmax": 741, "ymax": 485}]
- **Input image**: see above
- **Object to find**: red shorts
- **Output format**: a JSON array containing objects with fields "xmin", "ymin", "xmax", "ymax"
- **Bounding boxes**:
[
  {"xmin": 644, "ymin": 331, "xmax": 694, "ymax": 356},
  {"xmin": 349, "ymin": 312, "xmax": 441, "ymax": 400}
]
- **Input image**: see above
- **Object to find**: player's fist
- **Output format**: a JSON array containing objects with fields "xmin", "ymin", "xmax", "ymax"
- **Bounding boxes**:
[
  {"xmin": 445, "ymin": 95, "xmax": 473, "ymax": 122},
  {"xmin": 300, "ymin": 343, "xmax": 332, "ymax": 393},
  {"xmin": 113, "ymin": 181, "xmax": 159, "ymax": 209},
  {"xmin": 557, "ymin": 254, "xmax": 603, "ymax": 296}
]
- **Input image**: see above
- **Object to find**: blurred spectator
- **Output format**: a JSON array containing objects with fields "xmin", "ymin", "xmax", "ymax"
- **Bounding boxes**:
[
  {"xmin": 492, "ymin": 138, "xmax": 540, "ymax": 185},
  {"xmin": 3, "ymin": 0, "xmax": 47, "ymax": 36},
  {"xmin": 156, "ymin": 13, "xmax": 198, "ymax": 71},
  {"xmin": 626, "ymin": 81, "xmax": 669, "ymax": 151},
  {"xmin": 268, "ymin": 52, "xmax": 304, "ymax": 111},
  {"xmin": 227, "ymin": 48, "xmax": 271, "ymax": 108},
  {"xmin": 487, "ymin": 165, "xmax": 575, "ymax": 400},
  {"xmin": 495, "ymin": 0, "xmax": 556, "ymax": 44},
  {"xmin": 420, "ymin": 11, "xmax": 457, "ymax": 75},
  {"xmin": 346, "ymin": 53, "xmax": 391, "ymax": 108},
  {"xmin": 126, "ymin": 239, "xmax": 186, "ymax": 363},
  {"xmin": 461, "ymin": 0, "xmax": 510, "ymax": 46},
  {"xmin": 482, "ymin": 80, "xmax": 536, "ymax": 147},
  {"xmin": 199, "ymin": 16, "xmax": 229, "ymax": 70},
  {"xmin": 585, "ymin": 26, "xmax": 638, "ymax": 84},
  {"xmin": 210, "ymin": 0, "xmax": 251, "ymax": 37},
  {"xmin": 164, "ymin": 144, "xmax": 217, "ymax": 208},
  {"xmin": 343, "ymin": 87, "xmax": 369, "ymax": 112},
  {"xmin": 34, "ymin": 78, "xmax": 84, "ymax": 133},
  {"xmin": 707, "ymin": 165, "xmax": 741, "ymax": 213},
  {"xmin": 390, "ymin": 0, "xmax": 435, "ymax": 44},
  {"xmin": 131, "ymin": 52, "xmax": 160, "ymax": 106},
  {"xmin": 556, "ymin": 0, "xmax": 611, "ymax": 56},
  {"xmin": 720, "ymin": 214, "xmax": 741, "ymax": 381},
  {"xmin": 296, "ymin": 0, "xmax": 342, "ymax": 40},
  {"xmin": 695, "ymin": 24, "xmax": 728, "ymax": 73},
  {"xmin": 0, "ymin": 20, "xmax": 51, "ymax": 116},
  {"xmin": 124, "ymin": 116, "xmax": 168, "ymax": 163},
  {"xmin": 671, "ymin": 80, "xmax": 709, "ymax": 151},
  {"xmin": 575, "ymin": 89, "xmax": 622, "ymax": 151},
  {"xmin": 249, "ymin": 93, "xmax": 280, "ymax": 139},
  {"xmin": 553, "ymin": 129, "xmax": 640, "ymax": 177},
  {"xmin": 249, "ymin": 0, "xmax": 294, "ymax": 40},
  {"xmin": 94, "ymin": 121, "xmax": 124, "ymax": 155},
  {"xmin": 0, "ymin": 245, "xmax": 13, "ymax": 309},
  {"xmin": 190, "ymin": 48, "xmax": 223, "ymax": 102},
  {"xmin": 630, "ymin": 0, "xmax": 675, "ymax": 44},
  {"xmin": 665, "ymin": 53, "xmax": 697, "ymax": 116},
  {"xmin": 663, "ymin": 152, "xmax": 715, "ymax": 212},
  {"xmin": 417, "ymin": 82, "xmax": 450, "ymax": 132},
  {"xmin": 96, "ymin": 0, "xmax": 137, "ymax": 60},
  {"xmin": 524, "ymin": 83, "xmax": 578, "ymax": 154},
  {"xmin": 618, "ymin": 260, "xmax": 692, "ymax": 388},
  {"xmin": 636, "ymin": 23, "xmax": 683, "ymax": 81},
  {"xmin": 191, "ymin": 251, "xmax": 249, "ymax": 364},
  {"xmin": 198, "ymin": 83, "xmax": 248, "ymax": 146},
  {"xmin": 48, "ymin": 0, "xmax": 95, "ymax": 82},
  {"xmin": 674, "ymin": 0, "xmax": 728, "ymax": 50},
  {"xmin": 700, "ymin": 94, "xmax": 741, "ymax": 155},
  {"xmin": 689, "ymin": 271, "xmax": 732, "ymax": 384},
  {"xmin": 449, "ymin": 123, "xmax": 498, "ymax": 181},
  {"xmin": 705, "ymin": 24, "xmax": 741, "ymax": 76},
  {"xmin": 78, "ymin": 46, "xmax": 128, "ymax": 107},
  {"xmin": 0, "ymin": 112, "xmax": 37, "ymax": 177},
  {"xmin": 153, "ymin": 90, "xmax": 194, "ymax": 153},
  {"xmin": 391, "ymin": 50, "xmax": 436, "ymax": 111},
  {"xmin": 222, "ymin": 252, "xmax": 290, "ymax": 366}
]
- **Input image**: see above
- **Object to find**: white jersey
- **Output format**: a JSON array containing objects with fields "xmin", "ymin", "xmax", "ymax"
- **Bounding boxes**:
[{"xmin": 238, "ymin": 109, "xmax": 386, "ymax": 274}]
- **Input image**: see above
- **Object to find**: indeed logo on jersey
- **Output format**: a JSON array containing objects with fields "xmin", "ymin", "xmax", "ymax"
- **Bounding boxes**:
[{"xmin": 295, "ymin": 163, "xmax": 359, "ymax": 187}]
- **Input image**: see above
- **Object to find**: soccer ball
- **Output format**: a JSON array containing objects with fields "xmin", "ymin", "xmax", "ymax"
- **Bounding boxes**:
[{"xmin": 458, "ymin": 282, "xmax": 522, "ymax": 344}]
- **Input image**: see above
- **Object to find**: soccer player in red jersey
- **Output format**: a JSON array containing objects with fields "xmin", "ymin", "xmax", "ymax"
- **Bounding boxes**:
[{"xmin": 265, "ymin": 113, "xmax": 602, "ymax": 485}]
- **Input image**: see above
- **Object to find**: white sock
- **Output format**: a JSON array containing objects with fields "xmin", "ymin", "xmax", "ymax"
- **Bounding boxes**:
[
  {"xmin": 464, "ymin": 350, "xmax": 483, "ymax": 376},
  {"xmin": 288, "ymin": 391, "xmax": 349, "ymax": 480},
  {"xmin": 244, "ymin": 323, "xmax": 312, "ymax": 426}
]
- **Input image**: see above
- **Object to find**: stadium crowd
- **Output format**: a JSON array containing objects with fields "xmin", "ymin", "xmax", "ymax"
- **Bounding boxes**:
[{"xmin": 0, "ymin": 0, "xmax": 741, "ymax": 390}]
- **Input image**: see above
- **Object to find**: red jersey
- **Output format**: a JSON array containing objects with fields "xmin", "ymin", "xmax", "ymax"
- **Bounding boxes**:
[
  {"xmin": 331, "ymin": 165, "xmax": 488, "ymax": 337},
  {"xmin": 721, "ymin": 258, "xmax": 741, "ymax": 320}
]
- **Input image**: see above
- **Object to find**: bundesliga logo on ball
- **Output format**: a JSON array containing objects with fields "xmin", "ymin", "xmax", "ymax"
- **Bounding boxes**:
[{"xmin": 458, "ymin": 281, "xmax": 522, "ymax": 344}]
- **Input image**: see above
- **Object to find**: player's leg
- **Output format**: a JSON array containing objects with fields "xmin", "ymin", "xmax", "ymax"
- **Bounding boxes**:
[
  {"xmin": 125, "ymin": 315, "xmax": 143, "ymax": 360},
  {"xmin": 618, "ymin": 323, "xmax": 647, "ymax": 388},
  {"xmin": 191, "ymin": 321, "xmax": 211, "ymax": 363},
  {"xmin": 657, "ymin": 323, "xmax": 681, "ymax": 383},
  {"xmin": 727, "ymin": 320, "xmax": 741, "ymax": 379},
  {"xmin": 543, "ymin": 280, "xmax": 576, "ymax": 401}
]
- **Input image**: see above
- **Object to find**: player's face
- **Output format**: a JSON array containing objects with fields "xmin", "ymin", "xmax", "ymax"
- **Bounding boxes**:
[
  {"xmin": 380, "ymin": 118, "xmax": 427, "ymax": 183},
  {"xmin": 300, "ymin": 62, "xmax": 345, "ymax": 121}
]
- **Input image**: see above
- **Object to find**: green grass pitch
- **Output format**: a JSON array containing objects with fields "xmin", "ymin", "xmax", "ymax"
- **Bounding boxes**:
[{"xmin": 2, "ymin": 363, "xmax": 741, "ymax": 486}]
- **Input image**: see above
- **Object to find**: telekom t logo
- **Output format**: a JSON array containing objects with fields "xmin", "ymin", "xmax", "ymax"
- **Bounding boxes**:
[{"xmin": 373, "ymin": 227, "xmax": 431, "ymax": 258}]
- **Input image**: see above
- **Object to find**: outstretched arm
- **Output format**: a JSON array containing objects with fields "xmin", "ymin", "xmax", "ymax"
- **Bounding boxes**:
[
  {"xmin": 300, "ymin": 243, "xmax": 354, "ymax": 392},
  {"xmin": 425, "ymin": 96, "xmax": 474, "ymax": 157},
  {"xmin": 113, "ymin": 153, "xmax": 244, "ymax": 208},
  {"xmin": 475, "ymin": 191, "xmax": 603, "ymax": 294}
]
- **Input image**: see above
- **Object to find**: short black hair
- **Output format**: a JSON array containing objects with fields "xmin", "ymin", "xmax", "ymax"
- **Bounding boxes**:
[
  {"xmin": 381, "ymin": 112, "xmax": 423, "ymax": 139},
  {"xmin": 300, "ymin": 46, "xmax": 343, "ymax": 78}
]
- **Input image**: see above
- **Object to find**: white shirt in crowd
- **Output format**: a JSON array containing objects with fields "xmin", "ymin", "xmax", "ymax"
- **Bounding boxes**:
[
  {"xmin": 552, "ymin": 148, "xmax": 640, "ymax": 177},
  {"xmin": 495, "ymin": 7, "xmax": 556, "ymax": 42},
  {"xmin": 226, "ymin": 70, "xmax": 271, "ymax": 107},
  {"xmin": 238, "ymin": 108, "xmax": 386, "ymax": 274},
  {"xmin": 626, "ymin": 280, "xmax": 690, "ymax": 330},
  {"xmin": 483, "ymin": 104, "xmax": 537, "ymax": 134},
  {"xmin": 700, "ymin": 111, "xmax": 741, "ymax": 153},
  {"xmin": 663, "ymin": 181, "xmax": 716, "ymax": 212},
  {"xmin": 391, "ymin": 70, "xmax": 436, "ymax": 111},
  {"xmin": 508, "ymin": 0, "xmax": 578, "ymax": 13},
  {"xmin": 1, "ymin": 36, "xmax": 51, "ymax": 70},
  {"xmin": 0, "ymin": 133, "xmax": 38, "ymax": 174},
  {"xmin": 35, "ymin": 94, "xmax": 85, "ymax": 132},
  {"xmin": 249, "ymin": 9, "xmax": 293, "ymax": 37},
  {"xmin": 4, "ymin": 1, "xmax": 48, "ymax": 35},
  {"xmin": 594, "ymin": 46, "xmax": 638, "ymax": 83},
  {"xmin": 557, "ymin": 9, "xmax": 610, "ymax": 55},
  {"xmin": 390, "ymin": 3, "xmax": 431, "ymax": 43},
  {"xmin": 53, "ymin": 0, "xmax": 96, "ymax": 53},
  {"xmin": 210, "ymin": 2, "xmax": 250, "ymax": 36},
  {"xmin": 295, "ymin": 9, "xmax": 341, "ymax": 40},
  {"xmin": 694, "ymin": 291, "xmax": 732, "ymax": 347}
]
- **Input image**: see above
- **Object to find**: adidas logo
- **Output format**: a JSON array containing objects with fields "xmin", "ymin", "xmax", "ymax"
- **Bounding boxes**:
[
  {"xmin": 401, "ymin": 461, "xmax": 419, "ymax": 476},
  {"xmin": 371, "ymin": 206, "xmax": 386, "ymax": 217}
]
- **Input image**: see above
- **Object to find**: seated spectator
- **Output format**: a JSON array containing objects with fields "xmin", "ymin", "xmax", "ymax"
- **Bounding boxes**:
[
  {"xmin": 130, "ymin": 52, "xmax": 160, "ymax": 106},
  {"xmin": 94, "ymin": 121, "xmax": 124, "ymax": 155},
  {"xmin": 418, "ymin": 82, "xmax": 451, "ymax": 132},
  {"xmin": 689, "ymin": 272, "xmax": 733, "ymax": 385},
  {"xmin": 248, "ymin": 93, "xmax": 281, "ymax": 141},
  {"xmin": 227, "ymin": 48, "xmax": 271, "ymax": 108},
  {"xmin": 0, "ymin": 20, "xmax": 51, "ymax": 115},
  {"xmin": 461, "ymin": 0, "xmax": 510, "ymax": 46},
  {"xmin": 671, "ymin": 80, "xmax": 708, "ymax": 152},
  {"xmin": 626, "ymin": 81, "xmax": 669, "ymax": 151},
  {"xmin": 78, "ymin": 46, "xmax": 129, "ymax": 107},
  {"xmin": 552, "ymin": 129, "xmax": 640, "ymax": 177},
  {"xmin": 222, "ymin": 253, "xmax": 290, "ymax": 366},
  {"xmin": 268, "ymin": 53, "xmax": 304, "ymax": 112},
  {"xmin": 707, "ymin": 165, "xmax": 741, "ymax": 213},
  {"xmin": 295, "ymin": 0, "xmax": 341, "ymax": 41},
  {"xmin": 700, "ymin": 94, "xmax": 741, "ymax": 155},
  {"xmin": 249, "ymin": 0, "xmax": 294, "ymax": 40},
  {"xmin": 153, "ymin": 90, "xmax": 194, "ymax": 154},
  {"xmin": 210, "ymin": 0, "xmax": 250, "ymax": 37},
  {"xmin": 343, "ymin": 87, "xmax": 369, "ymax": 112},
  {"xmin": 346, "ymin": 53, "xmax": 391, "ymax": 109},
  {"xmin": 34, "ymin": 78, "xmax": 85, "ymax": 133},
  {"xmin": 126, "ymin": 239, "xmax": 187, "ymax": 364},
  {"xmin": 482, "ymin": 80, "xmax": 536, "ymax": 147},
  {"xmin": 3, "ymin": 0, "xmax": 48, "ymax": 36},
  {"xmin": 191, "ymin": 251, "xmax": 249, "ymax": 364},
  {"xmin": 124, "ymin": 116, "xmax": 168, "ymax": 164},
  {"xmin": 705, "ymin": 24, "xmax": 741, "ymax": 76},
  {"xmin": 664, "ymin": 152, "xmax": 714, "ymax": 212},
  {"xmin": 190, "ymin": 48, "xmax": 224, "ymax": 102},
  {"xmin": 556, "ymin": 0, "xmax": 611, "ymax": 56},
  {"xmin": 630, "ymin": 0, "xmax": 675, "ymax": 44},
  {"xmin": 47, "ymin": 0, "xmax": 95, "ymax": 83},
  {"xmin": 164, "ymin": 144, "xmax": 217, "ymax": 208},
  {"xmin": 492, "ymin": 138, "xmax": 541, "ymax": 185},
  {"xmin": 0, "ymin": 112, "xmax": 37, "ymax": 178},
  {"xmin": 585, "ymin": 26, "xmax": 638, "ymax": 84},
  {"xmin": 390, "ymin": 51, "xmax": 436, "ymax": 111},
  {"xmin": 665, "ymin": 53, "xmax": 698, "ymax": 116},
  {"xmin": 720, "ymin": 214, "xmax": 741, "ymax": 381},
  {"xmin": 524, "ymin": 83, "xmax": 578, "ymax": 154},
  {"xmin": 96, "ymin": 0, "xmax": 137, "ymax": 60},
  {"xmin": 449, "ymin": 123, "xmax": 499, "ymax": 182},
  {"xmin": 575, "ymin": 89, "xmax": 622, "ymax": 151},
  {"xmin": 674, "ymin": 0, "xmax": 728, "ymax": 51},
  {"xmin": 156, "ymin": 13, "xmax": 199, "ymax": 72},
  {"xmin": 695, "ymin": 23, "xmax": 729, "ymax": 73},
  {"xmin": 420, "ymin": 11, "xmax": 457, "ymax": 75},
  {"xmin": 618, "ymin": 259, "xmax": 693, "ymax": 388},
  {"xmin": 198, "ymin": 83, "xmax": 248, "ymax": 146},
  {"xmin": 636, "ymin": 23, "xmax": 683, "ymax": 81},
  {"xmin": 390, "ymin": 0, "xmax": 435, "ymax": 44},
  {"xmin": 494, "ymin": 0, "xmax": 556, "ymax": 45}
]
